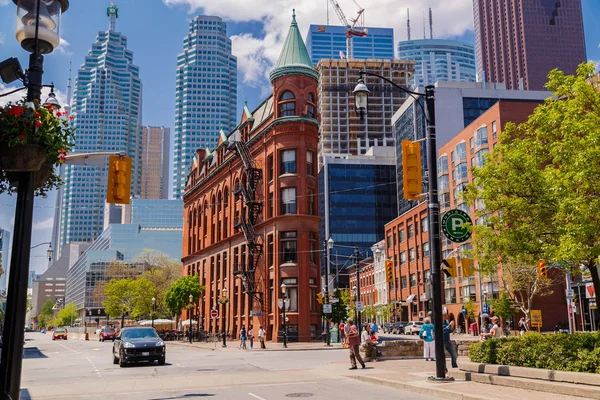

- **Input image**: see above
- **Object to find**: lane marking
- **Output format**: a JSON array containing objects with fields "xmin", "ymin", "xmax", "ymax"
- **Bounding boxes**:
[{"xmin": 248, "ymin": 393, "xmax": 267, "ymax": 400}]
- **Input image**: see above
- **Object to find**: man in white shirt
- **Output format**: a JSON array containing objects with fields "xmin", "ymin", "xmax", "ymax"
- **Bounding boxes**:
[{"xmin": 258, "ymin": 325, "xmax": 266, "ymax": 349}]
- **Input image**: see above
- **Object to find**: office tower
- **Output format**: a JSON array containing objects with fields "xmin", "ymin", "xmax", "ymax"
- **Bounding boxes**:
[
  {"xmin": 0, "ymin": 228, "xmax": 10, "ymax": 293},
  {"xmin": 172, "ymin": 16, "xmax": 238, "ymax": 199},
  {"xmin": 56, "ymin": 4, "xmax": 142, "ymax": 255},
  {"xmin": 473, "ymin": 0, "xmax": 586, "ymax": 90},
  {"xmin": 316, "ymin": 59, "xmax": 414, "ymax": 167},
  {"xmin": 141, "ymin": 126, "xmax": 170, "ymax": 199},
  {"xmin": 393, "ymin": 81, "xmax": 549, "ymax": 215},
  {"xmin": 306, "ymin": 25, "xmax": 394, "ymax": 64},
  {"xmin": 398, "ymin": 39, "xmax": 476, "ymax": 88}
]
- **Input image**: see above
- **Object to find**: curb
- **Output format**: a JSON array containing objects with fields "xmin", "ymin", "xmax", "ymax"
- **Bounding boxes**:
[
  {"xmin": 348, "ymin": 375, "xmax": 488, "ymax": 400},
  {"xmin": 167, "ymin": 341, "xmax": 345, "ymax": 352}
]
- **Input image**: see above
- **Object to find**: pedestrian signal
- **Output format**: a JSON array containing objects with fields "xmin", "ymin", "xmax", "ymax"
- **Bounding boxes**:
[
  {"xmin": 385, "ymin": 260, "xmax": 393, "ymax": 283},
  {"xmin": 401, "ymin": 140, "xmax": 422, "ymax": 200},
  {"xmin": 107, "ymin": 155, "xmax": 132, "ymax": 204},
  {"xmin": 461, "ymin": 258, "xmax": 475, "ymax": 277},
  {"xmin": 537, "ymin": 261, "xmax": 548, "ymax": 279},
  {"xmin": 442, "ymin": 258, "xmax": 457, "ymax": 278}
]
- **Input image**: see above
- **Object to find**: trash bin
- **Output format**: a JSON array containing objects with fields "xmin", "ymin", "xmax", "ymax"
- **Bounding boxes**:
[{"xmin": 330, "ymin": 328, "xmax": 339, "ymax": 343}]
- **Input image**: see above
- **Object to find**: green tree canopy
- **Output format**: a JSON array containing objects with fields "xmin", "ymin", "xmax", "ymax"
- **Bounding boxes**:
[
  {"xmin": 53, "ymin": 303, "xmax": 78, "ymax": 327},
  {"xmin": 164, "ymin": 276, "xmax": 204, "ymax": 319},
  {"xmin": 102, "ymin": 278, "xmax": 154, "ymax": 319}
]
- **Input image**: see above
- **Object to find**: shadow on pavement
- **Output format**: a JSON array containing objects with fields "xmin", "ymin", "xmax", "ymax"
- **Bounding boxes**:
[
  {"xmin": 23, "ymin": 347, "xmax": 48, "ymax": 359},
  {"xmin": 20, "ymin": 388, "xmax": 32, "ymax": 400},
  {"xmin": 150, "ymin": 394, "xmax": 215, "ymax": 400}
]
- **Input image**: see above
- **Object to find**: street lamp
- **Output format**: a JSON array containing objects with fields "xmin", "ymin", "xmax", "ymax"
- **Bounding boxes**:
[
  {"xmin": 323, "ymin": 236, "xmax": 334, "ymax": 346},
  {"xmin": 353, "ymin": 247, "xmax": 363, "ymax": 334},
  {"xmin": 0, "ymin": 2, "xmax": 70, "ymax": 398},
  {"xmin": 188, "ymin": 294, "xmax": 194, "ymax": 344},
  {"xmin": 281, "ymin": 283, "xmax": 288, "ymax": 348},
  {"xmin": 121, "ymin": 304, "xmax": 126, "ymax": 329},
  {"xmin": 219, "ymin": 287, "xmax": 229, "ymax": 348},
  {"xmin": 151, "ymin": 297, "xmax": 156, "ymax": 328},
  {"xmin": 30, "ymin": 242, "xmax": 53, "ymax": 261},
  {"xmin": 353, "ymin": 71, "xmax": 447, "ymax": 381}
]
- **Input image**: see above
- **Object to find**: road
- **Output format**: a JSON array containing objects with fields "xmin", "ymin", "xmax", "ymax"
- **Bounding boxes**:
[{"xmin": 20, "ymin": 332, "xmax": 440, "ymax": 400}]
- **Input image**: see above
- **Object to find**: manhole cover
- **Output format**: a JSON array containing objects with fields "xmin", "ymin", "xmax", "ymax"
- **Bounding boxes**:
[{"xmin": 286, "ymin": 394, "xmax": 314, "ymax": 398}]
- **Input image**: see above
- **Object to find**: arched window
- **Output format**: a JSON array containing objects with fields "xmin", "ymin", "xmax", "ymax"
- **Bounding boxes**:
[
  {"xmin": 306, "ymin": 93, "xmax": 316, "ymax": 119},
  {"xmin": 279, "ymin": 91, "xmax": 295, "ymax": 117}
]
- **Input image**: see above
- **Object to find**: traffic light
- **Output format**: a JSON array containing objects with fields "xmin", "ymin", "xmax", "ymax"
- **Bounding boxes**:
[
  {"xmin": 461, "ymin": 258, "xmax": 475, "ymax": 277},
  {"xmin": 316, "ymin": 293, "xmax": 323, "ymax": 304},
  {"xmin": 537, "ymin": 261, "xmax": 548, "ymax": 279},
  {"xmin": 401, "ymin": 140, "xmax": 422, "ymax": 200},
  {"xmin": 106, "ymin": 155, "xmax": 132, "ymax": 204},
  {"xmin": 385, "ymin": 260, "xmax": 394, "ymax": 283},
  {"xmin": 574, "ymin": 293, "xmax": 579, "ymax": 304},
  {"xmin": 442, "ymin": 258, "xmax": 457, "ymax": 277}
]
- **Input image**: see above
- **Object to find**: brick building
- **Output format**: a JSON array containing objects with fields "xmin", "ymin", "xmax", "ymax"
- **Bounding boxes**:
[
  {"xmin": 385, "ymin": 101, "xmax": 568, "ymax": 331},
  {"xmin": 182, "ymin": 13, "xmax": 321, "ymax": 342}
]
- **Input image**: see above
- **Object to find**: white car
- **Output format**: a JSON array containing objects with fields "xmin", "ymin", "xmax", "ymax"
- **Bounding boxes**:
[{"xmin": 405, "ymin": 321, "xmax": 424, "ymax": 335}]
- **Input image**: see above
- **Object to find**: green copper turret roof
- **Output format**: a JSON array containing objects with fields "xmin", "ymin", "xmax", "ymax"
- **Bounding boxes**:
[{"xmin": 269, "ymin": 10, "xmax": 318, "ymax": 82}]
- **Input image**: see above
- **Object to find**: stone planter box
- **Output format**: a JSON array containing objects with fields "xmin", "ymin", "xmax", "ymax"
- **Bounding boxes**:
[{"xmin": 363, "ymin": 338, "xmax": 474, "ymax": 359}]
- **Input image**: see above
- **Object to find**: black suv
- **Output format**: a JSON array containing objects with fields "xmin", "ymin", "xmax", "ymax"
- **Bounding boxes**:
[{"xmin": 113, "ymin": 327, "xmax": 166, "ymax": 367}]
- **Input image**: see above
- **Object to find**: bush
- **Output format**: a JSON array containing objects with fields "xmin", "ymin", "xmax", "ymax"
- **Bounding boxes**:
[{"xmin": 468, "ymin": 332, "xmax": 600, "ymax": 373}]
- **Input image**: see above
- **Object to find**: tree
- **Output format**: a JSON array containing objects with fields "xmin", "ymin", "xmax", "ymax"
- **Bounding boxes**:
[
  {"xmin": 37, "ymin": 299, "xmax": 55, "ymax": 328},
  {"xmin": 102, "ymin": 278, "xmax": 154, "ymax": 319},
  {"xmin": 136, "ymin": 250, "xmax": 181, "ymax": 317},
  {"xmin": 53, "ymin": 303, "xmax": 78, "ymax": 327},
  {"xmin": 164, "ymin": 276, "xmax": 204, "ymax": 324},
  {"xmin": 489, "ymin": 291, "xmax": 515, "ymax": 324}
]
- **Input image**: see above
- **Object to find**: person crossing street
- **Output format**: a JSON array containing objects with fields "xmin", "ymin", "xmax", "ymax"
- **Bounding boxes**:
[{"xmin": 346, "ymin": 318, "xmax": 366, "ymax": 370}]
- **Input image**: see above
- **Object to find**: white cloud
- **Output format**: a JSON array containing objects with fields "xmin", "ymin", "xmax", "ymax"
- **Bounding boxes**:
[
  {"xmin": 163, "ymin": 0, "xmax": 474, "ymax": 87},
  {"xmin": 0, "ymin": 82, "xmax": 68, "ymax": 108},
  {"xmin": 0, "ymin": 32, "xmax": 5, "ymax": 45},
  {"xmin": 33, "ymin": 216, "xmax": 54, "ymax": 231},
  {"xmin": 0, "ymin": 0, "xmax": 9, "ymax": 6},
  {"xmin": 55, "ymin": 37, "xmax": 72, "ymax": 55}
]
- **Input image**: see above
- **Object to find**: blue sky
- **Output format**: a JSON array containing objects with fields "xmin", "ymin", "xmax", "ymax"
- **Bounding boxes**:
[{"xmin": 0, "ymin": 0, "xmax": 599, "ymax": 274}]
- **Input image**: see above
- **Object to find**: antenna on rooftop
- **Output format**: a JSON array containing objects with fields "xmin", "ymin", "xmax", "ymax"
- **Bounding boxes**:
[
  {"xmin": 422, "ymin": 10, "xmax": 426, "ymax": 39},
  {"xmin": 107, "ymin": 2, "xmax": 119, "ymax": 32},
  {"xmin": 407, "ymin": 8, "xmax": 411, "ymax": 40},
  {"xmin": 429, "ymin": 8, "xmax": 433, "ymax": 39}
]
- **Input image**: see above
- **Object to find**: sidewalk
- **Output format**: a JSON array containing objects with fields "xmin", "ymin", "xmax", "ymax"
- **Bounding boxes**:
[
  {"xmin": 169, "ymin": 339, "xmax": 346, "ymax": 352},
  {"xmin": 316, "ymin": 357, "xmax": 584, "ymax": 400}
]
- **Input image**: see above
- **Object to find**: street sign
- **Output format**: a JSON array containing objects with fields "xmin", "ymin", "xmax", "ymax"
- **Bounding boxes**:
[
  {"xmin": 355, "ymin": 301, "xmax": 364, "ymax": 312},
  {"xmin": 483, "ymin": 304, "xmax": 489, "ymax": 314},
  {"xmin": 329, "ymin": 297, "xmax": 339, "ymax": 303},
  {"xmin": 278, "ymin": 299, "xmax": 290, "ymax": 310},
  {"xmin": 323, "ymin": 304, "xmax": 332, "ymax": 314},
  {"xmin": 210, "ymin": 309, "xmax": 218, "ymax": 319},
  {"xmin": 531, "ymin": 309, "xmax": 542, "ymax": 326},
  {"xmin": 566, "ymin": 289, "xmax": 575, "ymax": 300},
  {"xmin": 441, "ymin": 209, "xmax": 472, "ymax": 243}
]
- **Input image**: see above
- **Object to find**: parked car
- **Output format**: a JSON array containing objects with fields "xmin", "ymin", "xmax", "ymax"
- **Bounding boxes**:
[
  {"xmin": 99, "ymin": 328, "xmax": 117, "ymax": 342},
  {"xmin": 404, "ymin": 321, "xmax": 424, "ymax": 335},
  {"xmin": 392, "ymin": 322, "xmax": 407, "ymax": 334},
  {"xmin": 112, "ymin": 327, "xmax": 165, "ymax": 368},
  {"xmin": 52, "ymin": 328, "xmax": 68, "ymax": 340},
  {"xmin": 555, "ymin": 321, "xmax": 570, "ymax": 334},
  {"xmin": 382, "ymin": 323, "xmax": 394, "ymax": 334}
]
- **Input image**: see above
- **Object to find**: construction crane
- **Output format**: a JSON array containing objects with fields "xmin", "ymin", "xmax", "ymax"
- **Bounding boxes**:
[{"xmin": 328, "ymin": 0, "xmax": 368, "ymax": 59}]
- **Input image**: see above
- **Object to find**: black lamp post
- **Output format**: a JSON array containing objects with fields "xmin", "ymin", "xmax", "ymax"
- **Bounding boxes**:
[
  {"xmin": 83, "ymin": 308, "xmax": 87, "ymax": 331},
  {"xmin": 121, "ymin": 305, "xmax": 126, "ymax": 329},
  {"xmin": 188, "ymin": 294, "xmax": 194, "ymax": 344},
  {"xmin": 220, "ymin": 287, "xmax": 229, "ymax": 348},
  {"xmin": 151, "ymin": 297, "xmax": 156, "ymax": 328},
  {"xmin": 0, "ymin": 2, "xmax": 69, "ymax": 398},
  {"xmin": 324, "ymin": 237, "xmax": 334, "ymax": 346},
  {"xmin": 353, "ymin": 71, "xmax": 448, "ymax": 381},
  {"xmin": 30, "ymin": 242, "xmax": 53, "ymax": 261},
  {"xmin": 281, "ymin": 283, "xmax": 288, "ymax": 348}
]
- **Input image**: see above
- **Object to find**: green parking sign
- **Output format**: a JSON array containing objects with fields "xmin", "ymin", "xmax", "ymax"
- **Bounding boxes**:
[{"xmin": 441, "ymin": 209, "xmax": 472, "ymax": 243}]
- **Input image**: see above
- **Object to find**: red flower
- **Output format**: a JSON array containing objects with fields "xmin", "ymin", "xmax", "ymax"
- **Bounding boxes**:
[
  {"xmin": 69, "ymin": 115, "xmax": 74, "ymax": 121},
  {"xmin": 56, "ymin": 112, "xmax": 62, "ymax": 117},
  {"xmin": 19, "ymin": 134, "xmax": 26, "ymax": 140},
  {"xmin": 7, "ymin": 106, "xmax": 23, "ymax": 117},
  {"xmin": 59, "ymin": 149, "xmax": 67, "ymax": 163},
  {"xmin": 35, "ymin": 121, "xmax": 42, "ymax": 128},
  {"xmin": 63, "ymin": 110, "xmax": 68, "ymax": 115},
  {"xmin": 34, "ymin": 112, "xmax": 41, "ymax": 118}
]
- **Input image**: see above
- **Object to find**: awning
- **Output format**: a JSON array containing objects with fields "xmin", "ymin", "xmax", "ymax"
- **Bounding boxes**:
[{"xmin": 405, "ymin": 294, "xmax": 416, "ymax": 303}]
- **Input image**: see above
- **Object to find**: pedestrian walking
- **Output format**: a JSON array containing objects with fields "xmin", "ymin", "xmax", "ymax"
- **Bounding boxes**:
[
  {"xmin": 443, "ymin": 321, "xmax": 458, "ymax": 369},
  {"xmin": 419, "ymin": 317, "xmax": 435, "ymax": 361},
  {"xmin": 346, "ymin": 318, "xmax": 366, "ymax": 370},
  {"xmin": 339, "ymin": 321, "xmax": 346, "ymax": 342},
  {"xmin": 490, "ymin": 316, "xmax": 502, "ymax": 338},
  {"xmin": 248, "ymin": 325, "xmax": 254, "ymax": 349},
  {"xmin": 239, "ymin": 325, "xmax": 247, "ymax": 350},
  {"xmin": 519, "ymin": 317, "xmax": 528, "ymax": 336},
  {"xmin": 371, "ymin": 321, "xmax": 379, "ymax": 335},
  {"xmin": 480, "ymin": 315, "xmax": 493, "ymax": 341},
  {"xmin": 258, "ymin": 325, "xmax": 266, "ymax": 349}
]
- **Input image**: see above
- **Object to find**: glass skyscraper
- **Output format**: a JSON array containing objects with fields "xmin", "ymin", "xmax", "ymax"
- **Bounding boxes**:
[
  {"xmin": 306, "ymin": 25, "xmax": 394, "ymax": 64},
  {"xmin": 56, "ymin": 5, "xmax": 142, "ymax": 255},
  {"xmin": 398, "ymin": 39, "xmax": 476, "ymax": 88},
  {"xmin": 172, "ymin": 16, "xmax": 238, "ymax": 199}
]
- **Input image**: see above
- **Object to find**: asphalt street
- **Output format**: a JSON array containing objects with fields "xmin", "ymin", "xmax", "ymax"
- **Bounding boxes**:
[{"xmin": 20, "ymin": 332, "xmax": 440, "ymax": 400}]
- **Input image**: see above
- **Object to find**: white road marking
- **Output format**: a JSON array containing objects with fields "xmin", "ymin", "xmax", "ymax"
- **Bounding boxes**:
[
  {"xmin": 248, "ymin": 393, "xmax": 267, "ymax": 400},
  {"xmin": 55, "ymin": 342, "xmax": 102, "ymax": 378}
]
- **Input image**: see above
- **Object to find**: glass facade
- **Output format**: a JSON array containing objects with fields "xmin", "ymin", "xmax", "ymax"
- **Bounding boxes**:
[
  {"xmin": 306, "ymin": 25, "xmax": 394, "ymax": 64},
  {"xmin": 398, "ymin": 39, "xmax": 476, "ymax": 88},
  {"xmin": 173, "ymin": 16, "xmax": 238, "ymax": 199},
  {"xmin": 319, "ymin": 157, "xmax": 397, "ymax": 279}
]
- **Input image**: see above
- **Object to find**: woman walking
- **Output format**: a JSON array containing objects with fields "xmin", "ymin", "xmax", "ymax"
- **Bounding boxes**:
[
  {"xmin": 419, "ymin": 318, "xmax": 435, "ymax": 361},
  {"xmin": 248, "ymin": 325, "xmax": 254, "ymax": 349},
  {"xmin": 239, "ymin": 325, "xmax": 247, "ymax": 350}
]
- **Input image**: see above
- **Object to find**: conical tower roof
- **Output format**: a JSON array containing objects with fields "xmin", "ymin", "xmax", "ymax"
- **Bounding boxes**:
[{"xmin": 269, "ymin": 10, "xmax": 318, "ymax": 82}]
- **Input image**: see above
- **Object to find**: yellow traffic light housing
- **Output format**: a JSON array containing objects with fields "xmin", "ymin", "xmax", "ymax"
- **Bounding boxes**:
[
  {"xmin": 106, "ymin": 155, "xmax": 132, "ymax": 204},
  {"xmin": 442, "ymin": 258, "xmax": 457, "ymax": 278},
  {"xmin": 385, "ymin": 260, "xmax": 394, "ymax": 283},
  {"xmin": 461, "ymin": 258, "xmax": 475, "ymax": 277},
  {"xmin": 401, "ymin": 140, "xmax": 423, "ymax": 200},
  {"xmin": 538, "ymin": 261, "xmax": 548, "ymax": 279},
  {"xmin": 316, "ymin": 293, "xmax": 323, "ymax": 304}
]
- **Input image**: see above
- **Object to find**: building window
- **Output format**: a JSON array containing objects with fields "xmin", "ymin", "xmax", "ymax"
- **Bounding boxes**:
[
  {"xmin": 281, "ymin": 277, "xmax": 298, "ymax": 312},
  {"xmin": 267, "ymin": 155, "xmax": 274, "ymax": 181},
  {"xmin": 267, "ymin": 234, "xmax": 274, "ymax": 268},
  {"xmin": 280, "ymin": 231, "xmax": 297, "ymax": 264},
  {"xmin": 306, "ymin": 93, "xmax": 316, "ymax": 119},
  {"xmin": 280, "ymin": 149, "xmax": 296, "ymax": 174},
  {"xmin": 387, "ymin": 235, "xmax": 392, "ymax": 248},
  {"xmin": 423, "ymin": 242, "xmax": 430, "ymax": 257},
  {"xmin": 307, "ymin": 188, "xmax": 315, "ymax": 215},
  {"xmin": 268, "ymin": 191, "xmax": 274, "ymax": 218},
  {"xmin": 491, "ymin": 120, "xmax": 497, "ymax": 138},
  {"xmin": 445, "ymin": 288, "xmax": 456, "ymax": 304},
  {"xmin": 408, "ymin": 225, "xmax": 414, "ymax": 238},
  {"xmin": 400, "ymin": 229, "xmax": 405, "ymax": 242},
  {"xmin": 309, "ymin": 232, "xmax": 317, "ymax": 264},
  {"xmin": 421, "ymin": 217, "xmax": 428, "ymax": 232},
  {"xmin": 410, "ymin": 273, "xmax": 416, "ymax": 287},
  {"xmin": 281, "ymin": 187, "xmax": 296, "ymax": 215},
  {"xmin": 278, "ymin": 91, "xmax": 295, "ymax": 117},
  {"xmin": 409, "ymin": 248, "xmax": 415, "ymax": 261},
  {"xmin": 400, "ymin": 252, "xmax": 407, "ymax": 264},
  {"xmin": 401, "ymin": 276, "xmax": 407, "ymax": 289},
  {"xmin": 306, "ymin": 150, "xmax": 314, "ymax": 176}
]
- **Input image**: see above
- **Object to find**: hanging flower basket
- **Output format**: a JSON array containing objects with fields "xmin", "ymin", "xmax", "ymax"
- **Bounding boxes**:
[{"xmin": 0, "ymin": 99, "xmax": 75, "ymax": 196}]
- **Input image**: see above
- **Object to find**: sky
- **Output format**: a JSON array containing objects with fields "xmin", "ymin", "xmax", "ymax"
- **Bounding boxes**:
[{"xmin": 0, "ymin": 0, "xmax": 599, "ymax": 274}]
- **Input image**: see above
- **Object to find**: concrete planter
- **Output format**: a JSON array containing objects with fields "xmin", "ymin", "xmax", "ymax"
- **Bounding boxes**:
[{"xmin": 364, "ymin": 338, "xmax": 473, "ymax": 359}]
